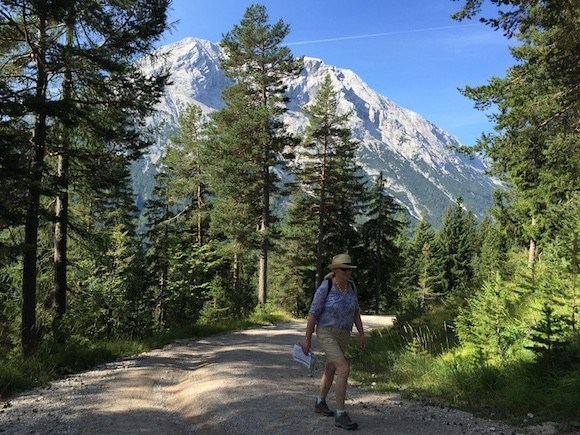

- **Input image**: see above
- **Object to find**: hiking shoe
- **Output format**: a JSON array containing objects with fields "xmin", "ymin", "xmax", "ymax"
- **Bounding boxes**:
[
  {"xmin": 314, "ymin": 399, "xmax": 334, "ymax": 416},
  {"xmin": 334, "ymin": 412, "xmax": 358, "ymax": 430}
]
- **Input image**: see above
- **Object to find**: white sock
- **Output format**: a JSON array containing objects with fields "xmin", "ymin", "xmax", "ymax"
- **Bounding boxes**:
[
  {"xmin": 316, "ymin": 396, "xmax": 325, "ymax": 404},
  {"xmin": 336, "ymin": 409, "xmax": 346, "ymax": 416}
]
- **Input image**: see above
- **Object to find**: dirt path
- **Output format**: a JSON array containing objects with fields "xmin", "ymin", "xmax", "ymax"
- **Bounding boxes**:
[{"xmin": 0, "ymin": 317, "xmax": 562, "ymax": 434}]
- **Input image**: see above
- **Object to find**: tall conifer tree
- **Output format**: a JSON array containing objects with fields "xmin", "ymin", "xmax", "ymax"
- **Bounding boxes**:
[
  {"xmin": 436, "ymin": 197, "xmax": 477, "ymax": 298},
  {"xmin": 397, "ymin": 214, "xmax": 443, "ymax": 316},
  {"xmin": 144, "ymin": 104, "xmax": 213, "ymax": 326},
  {"xmin": 165, "ymin": 104, "xmax": 209, "ymax": 246},
  {"xmin": 206, "ymin": 4, "xmax": 302, "ymax": 304},
  {"xmin": 454, "ymin": 0, "xmax": 580, "ymax": 265},
  {"xmin": 295, "ymin": 74, "xmax": 367, "ymax": 287},
  {"xmin": 358, "ymin": 173, "xmax": 405, "ymax": 313},
  {"xmin": 0, "ymin": 0, "xmax": 170, "ymax": 353}
]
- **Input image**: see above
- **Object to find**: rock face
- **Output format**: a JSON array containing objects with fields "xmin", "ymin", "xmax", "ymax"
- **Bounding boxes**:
[{"xmin": 135, "ymin": 37, "xmax": 501, "ymax": 225}]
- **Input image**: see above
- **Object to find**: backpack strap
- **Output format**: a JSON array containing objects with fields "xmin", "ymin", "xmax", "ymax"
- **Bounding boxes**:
[
  {"xmin": 349, "ymin": 279, "xmax": 358, "ymax": 297},
  {"xmin": 324, "ymin": 278, "xmax": 357, "ymax": 301},
  {"xmin": 310, "ymin": 278, "xmax": 333, "ymax": 307},
  {"xmin": 313, "ymin": 277, "xmax": 356, "ymax": 307},
  {"xmin": 323, "ymin": 278, "xmax": 332, "ymax": 302}
]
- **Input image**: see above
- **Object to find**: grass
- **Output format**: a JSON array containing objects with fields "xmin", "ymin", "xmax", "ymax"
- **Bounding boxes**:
[
  {"xmin": 0, "ymin": 308, "xmax": 292, "ymax": 400},
  {"xmin": 350, "ymin": 324, "xmax": 580, "ymax": 430}
]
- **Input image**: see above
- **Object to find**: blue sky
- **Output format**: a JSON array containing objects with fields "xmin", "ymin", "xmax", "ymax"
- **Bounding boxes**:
[{"xmin": 159, "ymin": 1, "xmax": 514, "ymax": 146}]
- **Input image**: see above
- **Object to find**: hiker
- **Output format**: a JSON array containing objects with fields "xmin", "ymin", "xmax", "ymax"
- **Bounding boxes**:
[{"xmin": 301, "ymin": 253, "xmax": 366, "ymax": 430}]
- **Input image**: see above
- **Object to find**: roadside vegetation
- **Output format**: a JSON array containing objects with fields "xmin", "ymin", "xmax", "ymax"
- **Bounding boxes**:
[
  {"xmin": 351, "ymin": 322, "xmax": 580, "ymax": 429},
  {"xmin": 0, "ymin": 309, "xmax": 291, "ymax": 399},
  {"xmin": 351, "ymin": 297, "xmax": 580, "ymax": 429}
]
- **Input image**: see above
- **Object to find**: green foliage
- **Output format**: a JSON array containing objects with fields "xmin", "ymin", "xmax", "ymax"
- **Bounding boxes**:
[
  {"xmin": 194, "ymin": 243, "xmax": 257, "ymax": 322},
  {"xmin": 247, "ymin": 305, "xmax": 293, "ymax": 324},
  {"xmin": 164, "ymin": 103, "xmax": 210, "ymax": 245},
  {"xmin": 291, "ymin": 73, "xmax": 368, "ymax": 285},
  {"xmin": 396, "ymin": 215, "xmax": 445, "ymax": 318},
  {"xmin": 472, "ymin": 216, "xmax": 510, "ymax": 283},
  {"xmin": 0, "ymin": 107, "xmax": 28, "ymax": 232},
  {"xmin": 0, "ymin": 252, "xmax": 20, "ymax": 352},
  {"xmin": 64, "ymin": 222, "xmax": 151, "ymax": 340},
  {"xmin": 352, "ymin": 326, "xmax": 580, "ymax": 423},
  {"xmin": 436, "ymin": 197, "xmax": 478, "ymax": 298},
  {"xmin": 268, "ymin": 215, "xmax": 317, "ymax": 316},
  {"xmin": 356, "ymin": 172, "xmax": 406, "ymax": 313},
  {"xmin": 454, "ymin": 0, "xmax": 580, "ymax": 250},
  {"xmin": 207, "ymin": 3, "xmax": 302, "ymax": 304},
  {"xmin": 528, "ymin": 304, "xmax": 572, "ymax": 365},
  {"xmin": 455, "ymin": 273, "xmax": 525, "ymax": 361}
]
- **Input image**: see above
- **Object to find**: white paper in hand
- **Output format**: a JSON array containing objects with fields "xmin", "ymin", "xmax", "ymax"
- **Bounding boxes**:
[{"xmin": 293, "ymin": 343, "xmax": 312, "ymax": 368}]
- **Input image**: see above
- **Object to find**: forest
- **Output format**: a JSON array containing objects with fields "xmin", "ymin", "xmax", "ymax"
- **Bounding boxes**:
[{"xmin": 1, "ymin": 0, "xmax": 578, "ymax": 424}]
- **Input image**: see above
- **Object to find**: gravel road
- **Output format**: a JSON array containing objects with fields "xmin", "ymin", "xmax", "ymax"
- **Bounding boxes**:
[{"xmin": 0, "ymin": 316, "xmax": 567, "ymax": 434}]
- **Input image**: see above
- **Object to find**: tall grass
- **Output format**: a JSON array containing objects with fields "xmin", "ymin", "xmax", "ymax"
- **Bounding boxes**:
[{"xmin": 351, "ymin": 325, "xmax": 580, "ymax": 428}]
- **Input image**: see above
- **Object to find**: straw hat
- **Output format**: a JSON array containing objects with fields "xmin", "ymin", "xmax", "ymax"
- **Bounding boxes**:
[{"xmin": 327, "ymin": 253, "xmax": 357, "ymax": 270}]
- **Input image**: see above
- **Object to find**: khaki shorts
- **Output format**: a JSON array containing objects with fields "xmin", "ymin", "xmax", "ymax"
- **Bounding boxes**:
[{"xmin": 316, "ymin": 325, "xmax": 351, "ymax": 363}]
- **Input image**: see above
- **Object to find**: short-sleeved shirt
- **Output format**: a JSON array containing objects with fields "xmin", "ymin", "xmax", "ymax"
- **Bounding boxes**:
[{"xmin": 309, "ymin": 279, "xmax": 359, "ymax": 330}]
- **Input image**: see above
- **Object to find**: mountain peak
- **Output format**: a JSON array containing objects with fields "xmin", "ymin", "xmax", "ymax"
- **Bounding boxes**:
[{"xmin": 137, "ymin": 37, "xmax": 498, "ymax": 224}]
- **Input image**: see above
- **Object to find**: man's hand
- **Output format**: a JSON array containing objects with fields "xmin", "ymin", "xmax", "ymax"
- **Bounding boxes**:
[
  {"xmin": 359, "ymin": 335, "xmax": 367, "ymax": 352},
  {"xmin": 301, "ymin": 338, "xmax": 311, "ymax": 355}
]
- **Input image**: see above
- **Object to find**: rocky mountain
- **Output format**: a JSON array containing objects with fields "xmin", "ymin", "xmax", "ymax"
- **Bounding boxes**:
[{"xmin": 134, "ymin": 37, "xmax": 500, "ymax": 225}]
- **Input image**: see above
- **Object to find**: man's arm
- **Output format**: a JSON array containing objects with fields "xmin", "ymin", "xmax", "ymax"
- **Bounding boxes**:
[
  {"xmin": 301, "ymin": 314, "xmax": 317, "ymax": 355},
  {"xmin": 354, "ymin": 311, "xmax": 366, "ymax": 351}
]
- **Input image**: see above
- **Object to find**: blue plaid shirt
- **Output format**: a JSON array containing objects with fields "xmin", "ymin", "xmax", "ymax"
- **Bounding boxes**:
[{"xmin": 309, "ymin": 279, "xmax": 359, "ymax": 330}]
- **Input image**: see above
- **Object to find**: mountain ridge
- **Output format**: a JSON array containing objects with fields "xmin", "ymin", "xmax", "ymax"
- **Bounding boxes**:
[{"xmin": 136, "ymin": 36, "xmax": 500, "ymax": 225}]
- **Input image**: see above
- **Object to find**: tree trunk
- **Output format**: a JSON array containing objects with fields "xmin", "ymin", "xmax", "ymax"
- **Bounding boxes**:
[
  {"xmin": 158, "ymin": 262, "xmax": 168, "ymax": 327},
  {"xmin": 157, "ymin": 218, "xmax": 169, "ymax": 327},
  {"xmin": 22, "ymin": 20, "xmax": 49, "ymax": 356},
  {"xmin": 196, "ymin": 183, "xmax": 203, "ymax": 245},
  {"xmin": 52, "ymin": 152, "xmax": 69, "ymax": 338},
  {"xmin": 258, "ymin": 163, "xmax": 269, "ymax": 304},
  {"xmin": 375, "ymin": 249, "xmax": 382, "ymax": 314},
  {"xmin": 52, "ymin": 18, "xmax": 74, "ymax": 340},
  {"xmin": 233, "ymin": 251, "xmax": 240, "ymax": 296},
  {"xmin": 527, "ymin": 216, "xmax": 537, "ymax": 268},
  {"xmin": 22, "ymin": 150, "xmax": 43, "ymax": 355},
  {"xmin": 374, "ymin": 197, "xmax": 383, "ymax": 314},
  {"xmin": 315, "ymin": 138, "xmax": 329, "ymax": 288}
]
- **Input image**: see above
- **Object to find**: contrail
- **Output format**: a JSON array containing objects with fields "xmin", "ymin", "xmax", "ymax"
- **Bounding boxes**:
[{"xmin": 286, "ymin": 23, "xmax": 480, "ymax": 46}]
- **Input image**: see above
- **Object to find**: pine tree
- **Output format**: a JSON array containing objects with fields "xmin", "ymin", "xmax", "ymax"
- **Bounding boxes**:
[
  {"xmin": 272, "ymin": 192, "xmax": 318, "ymax": 314},
  {"xmin": 453, "ymin": 0, "xmax": 580, "ymax": 265},
  {"xmin": 165, "ymin": 104, "xmax": 209, "ymax": 246},
  {"xmin": 0, "ymin": 0, "xmax": 170, "ymax": 353},
  {"xmin": 295, "ymin": 74, "xmax": 367, "ymax": 287},
  {"xmin": 436, "ymin": 197, "xmax": 477, "ymax": 299},
  {"xmin": 455, "ymin": 273, "xmax": 523, "ymax": 361},
  {"xmin": 144, "ymin": 104, "xmax": 216, "ymax": 327},
  {"xmin": 358, "ymin": 172, "xmax": 406, "ymax": 313},
  {"xmin": 397, "ymin": 214, "xmax": 444, "ymax": 317},
  {"xmin": 473, "ymin": 216, "xmax": 510, "ymax": 284},
  {"xmin": 143, "ymin": 170, "xmax": 175, "ymax": 328},
  {"xmin": 203, "ymin": 98, "xmax": 263, "ymax": 299},
  {"xmin": 210, "ymin": 4, "xmax": 302, "ymax": 305}
]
